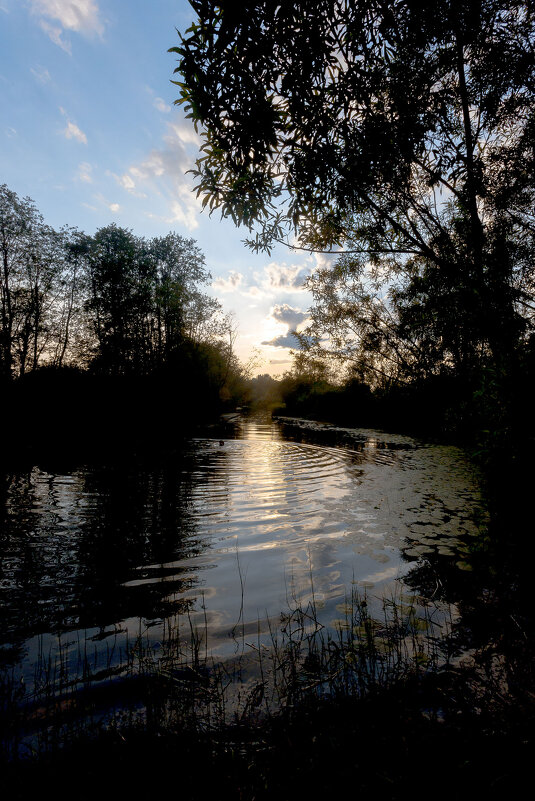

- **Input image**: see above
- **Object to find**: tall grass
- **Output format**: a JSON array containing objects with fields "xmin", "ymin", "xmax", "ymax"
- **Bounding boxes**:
[{"xmin": 0, "ymin": 586, "xmax": 454, "ymax": 761}]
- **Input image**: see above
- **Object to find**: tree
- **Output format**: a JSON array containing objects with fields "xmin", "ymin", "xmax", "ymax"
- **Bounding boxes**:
[
  {"xmin": 83, "ymin": 225, "xmax": 149, "ymax": 374},
  {"xmin": 0, "ymin": 184, "xmax": 63, "ymax": 378},
  {"xmin": 150, "ymin": 232, "xmax": 219, "ymax": 358},
  {"xmin": 174, "ymin": 1, "xmax": 535, "ymax": 382},
  {"xmin": 248, "ymin": 372, "xmax": 282, "ymax": 409},
  {"xmin": 0, "ymin": 183, "xmax": 250, "ymax": 429},
  {"xmin": 82, "ymin": 225, "xmax": 226, "ymax": 376},
  {"xmin": 49, "ymin": 227, "xmax": 90, "ymax": 369}
]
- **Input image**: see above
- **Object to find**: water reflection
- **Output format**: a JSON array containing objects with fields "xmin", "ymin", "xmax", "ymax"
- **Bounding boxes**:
[
  {"xmin": 1, "ymin": 459, "xmax": 208, "ymax": 648},
  {"xmin": 0, "ymin": 415, "xmax": 486, "ymax": 678}
]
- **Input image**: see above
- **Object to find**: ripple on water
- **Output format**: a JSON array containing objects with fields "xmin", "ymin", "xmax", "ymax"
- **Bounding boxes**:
[{"xmin": 1, "ymin": 420, "xmax": 486, "ymax": 675}]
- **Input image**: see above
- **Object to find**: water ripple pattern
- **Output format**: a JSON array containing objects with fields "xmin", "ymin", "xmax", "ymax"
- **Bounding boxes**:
[
  {"xmin": 0, "ymin": 415, "xmax": 487, "ymax": 669},
  {"xmin": 183, "ymin": 438, "xmax": 362, "ymax": 550}
]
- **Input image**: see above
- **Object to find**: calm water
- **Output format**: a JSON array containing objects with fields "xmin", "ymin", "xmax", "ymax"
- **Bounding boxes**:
[{"xmin": 0, "ymin": 415, "xmax": 485, "ymax": 684}]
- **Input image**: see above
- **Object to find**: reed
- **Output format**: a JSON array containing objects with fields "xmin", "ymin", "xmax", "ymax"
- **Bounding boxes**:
[
  {"xmin": 0, "ymin": 584, "xmax": 454, "ymax": 761},
  {"xmin": 3, "ymin": 583, "xmax": 533, "ymax": 800}
]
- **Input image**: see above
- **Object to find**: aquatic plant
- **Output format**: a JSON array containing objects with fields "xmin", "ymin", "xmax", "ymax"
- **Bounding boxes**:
[{"xmin": 0, "ymin": 585, "xmax": 454, "ymax": 761}]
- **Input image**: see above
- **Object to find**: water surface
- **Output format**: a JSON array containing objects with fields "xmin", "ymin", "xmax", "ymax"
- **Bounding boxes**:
[{"xmin": 0, "ymin": 415, "xmax": 485, "ymax": 682}]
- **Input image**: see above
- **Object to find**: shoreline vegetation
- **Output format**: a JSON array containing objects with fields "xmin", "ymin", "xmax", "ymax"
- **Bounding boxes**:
[
  {"xmin": 2, "ymin": 575, "xmax": 533, "ymax": 800},
  {"xmin": 1, "ymin": 175, "xmax": 533, "ymax": 472},
  {"xmin": 1, "ymin": 205, "xmax": 533, "ymax": 794}
]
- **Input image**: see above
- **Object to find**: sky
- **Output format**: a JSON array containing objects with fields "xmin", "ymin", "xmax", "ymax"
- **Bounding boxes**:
[{"xmin": 0, "ymin": 0, "xmax": 339, "ymax": 375}]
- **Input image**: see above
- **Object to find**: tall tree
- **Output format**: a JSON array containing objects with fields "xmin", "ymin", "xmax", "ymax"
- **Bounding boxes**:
[
  {"xmin": 150, "ymin": 232, "xmax": 217, "ymax": 361},
  {"xmin": 49, "ymin": 227, "xmax": 89, "ymax": 369},
  {"xmin": 83, "ymin": 225, "xmax": 223, "ymax": 376},
  {"xmin": 84, "ymin": 225, "xmax": 153, "ymax": 374},
  {"xmin": 0, "ymin": 185, "xmax": 61, "ymax": 378},
  {"xmin": 174, "ymin": 0, "xmax": 535, "ymax": 380}
]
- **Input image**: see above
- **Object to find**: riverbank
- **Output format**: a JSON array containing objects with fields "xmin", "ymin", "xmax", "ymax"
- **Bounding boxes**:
[
  {"xmin": 1, "ymin": 369, "xmax": 241, "ymax": 468},
  {"xmin": 4, "ymin": 690, "xmax": 532, "ymax": 800}
]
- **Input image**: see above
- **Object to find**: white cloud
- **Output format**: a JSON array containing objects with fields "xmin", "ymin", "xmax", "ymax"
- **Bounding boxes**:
[
  {"xmin": 29, "ymin": 0, "xmax": 104, "ymax": 51},
  {"xmin": 30, "ymin": 0, "xmax": 104, "ymax": 34},
  {"xmin": 258, "ymin": 304, "xmax": 311, "ymax": 350},
  {"xmin": 77, "ymin": 161, "xmax": 92, "ymax": 182},
  {"xmin": 212, "ymin": 271, "xmax": 244, "ymax": 293},
  {"xmin": 109, "ymin": 170, "xmax": 147, "ymax": 198},
  {"xmin": 5, "ymin": 127, "xmax": 17, "ymax": 138},
  {"xmin": 30, "ymin": 64, "xmax": 51, "ymax": 83},
  {"xmin": 209, "ymin": 260, "xmax": 313, "ymax": 302},
  {"xmin": 63, "ymin": 119, "xmax": 87, "ymax": 143},
  {"xmin": 263, "ymin": 261, "xmax": 310, "ymax": 291},
  {"xmin": 166, "ymin": 193, "xmax": 199, "ymax": 230},
  {"xmin": 60, "ymin": 107, "xmax": 87, "ymax": 143},
  {"xmin": 258, "ymin": 301, "xmax": 313, "ymax": 351},
  {"xmin": 153, "ymin": 97, "xmax": 171, "ymax": 114},
  {"xmin": 270, "ymin": 303, "xmax": 309, "ymax": 330},
  {"xmin": 117, "ymin": 118, "xmax": 203, "ymax": 231},
  {"xmin": 95, "ymin": 193, "xmax": 120, "ymax": 214},
  {"xmin": 117, "ymin": 173, "xmax": 135, "ymax": 190},
  {"xmin": 166, "ymin": 121, "xmax": 202, "ymax": 148},
  {"xmin": 39, "ymin": 19, "xmax": 71, "ymax": 53},
  {"xmin": 244, "ymin": 285, "xmax": 263, "ymax": 298},
  {"xmin": 261, "ymin": 332, "xmax": 302, "ymax": 349}
]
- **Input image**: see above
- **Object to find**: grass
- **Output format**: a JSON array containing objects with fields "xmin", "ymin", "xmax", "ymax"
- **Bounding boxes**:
[
  {"xmin": 0, "ymin": 588, "xmax": 446, "ymax": 745},
  {"xmin": 1, "ymin": 585, "xmax": 533, "ymax": 799}
]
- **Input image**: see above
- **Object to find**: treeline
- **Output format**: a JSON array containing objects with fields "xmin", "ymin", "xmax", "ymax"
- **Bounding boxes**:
[
  {"xmin": 250, "ymin": 344, "xmax": 535, "ymax": 458},
  {"xmin": 0, "ymin": 184, "xmax": 247, "ymax": 455}
]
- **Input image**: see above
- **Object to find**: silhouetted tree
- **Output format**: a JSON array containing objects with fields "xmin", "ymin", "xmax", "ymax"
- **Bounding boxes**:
[
  {"xmin": 150, "ymin": 232, "xmax": 218, "ymax": 361},
  {"xmin": 248, "ymin": 373, "xmax": 282, "ymax": 409},
  {"xmin": 84, "ymin": 225, "xmax": 150, "ymax": 374},
  {"xmin": 82, "ymin": 226, "xmax": 225, "ymax": 376},
  {"xmin": 174, "ymin": 1, "xmax": 535, "ymax": 387},
  {"xmin": 0, "ymin": 184, "xmax": 63, "ymax": 378},
  {"xmin": 0, "ymin": 185, "xmax": 250, "ymax": 431},
  {"xmin": 49, "ymin": 227, "xmax": 90, "ymax": 369}
]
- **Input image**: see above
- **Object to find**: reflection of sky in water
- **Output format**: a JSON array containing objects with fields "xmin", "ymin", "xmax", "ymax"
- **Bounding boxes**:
[{"xmin": 0, "ymin": 416, "xmax": 485, "ymax": 678}]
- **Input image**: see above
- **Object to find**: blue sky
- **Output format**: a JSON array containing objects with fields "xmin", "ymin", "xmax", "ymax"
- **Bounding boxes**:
[{"xmin": 0, "ymin": 0, "xmax": 336, "ymax": 375}]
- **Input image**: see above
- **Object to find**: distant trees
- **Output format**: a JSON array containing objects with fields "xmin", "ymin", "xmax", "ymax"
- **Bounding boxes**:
[
  {"xmin": 0, "ymin": 184, "xmax": 245, "ymax": 414},
  {"xmin": 248, "ymin": 373, "xmax": 283, "ymax": 409},
  {"xmin": 274, "ymin": 353, "xmax": 337, "ymax": 417}
]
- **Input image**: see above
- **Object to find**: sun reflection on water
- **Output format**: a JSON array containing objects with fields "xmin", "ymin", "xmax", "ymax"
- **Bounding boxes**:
[{"xmin": 1, "ymin": 415, "xmax": 485, "ymax": 680}]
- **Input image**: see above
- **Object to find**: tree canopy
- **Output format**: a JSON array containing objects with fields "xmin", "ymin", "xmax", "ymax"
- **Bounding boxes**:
[
  {"xmin": 0, "ymin": 184, "xmax": 242, "ymax": 395},
  {"xmin": 175, "ymin": 0, "xmax": 534, "ymax": 248},
  {"xmin": 174, "ymin": 0, "xmax": 535, "ymax": 386}
]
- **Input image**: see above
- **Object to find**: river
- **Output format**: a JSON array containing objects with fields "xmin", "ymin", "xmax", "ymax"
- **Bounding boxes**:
[{"xmin": 0, "ymin": 414, "xmax": 486, "ymax": 700}]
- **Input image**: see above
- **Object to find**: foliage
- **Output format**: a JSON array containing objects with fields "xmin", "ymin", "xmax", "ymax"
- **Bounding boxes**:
[
  {"xmin": 83, "ymin": 225, "xmax": 222, "ymax": 376},
  {"xmin": 275, "ymin": 352, "xmax": 336, "ymax": 417},
  {"xmin": 174, "ymin": 1, "xmax": 535, "ymax": 427},
  {"xmin": 248, "ymin": 372, "xmax": 283, "ymax": 409},
  {"xmin": 0, "ymin": 185, "xmax": 62, "ymax": 379},
  {"xmin": 3, "ymin": 578, "xmax": 533, "ymax": 798},
  {"xmin": 0, "ymin": 184, "xmax": 250, "ymax": 425}
]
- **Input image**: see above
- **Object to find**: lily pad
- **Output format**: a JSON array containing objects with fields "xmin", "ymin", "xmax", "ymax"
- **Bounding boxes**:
[{"xmin": 456, "ymin": 560, "xmax": 473, "ymax": 571}]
